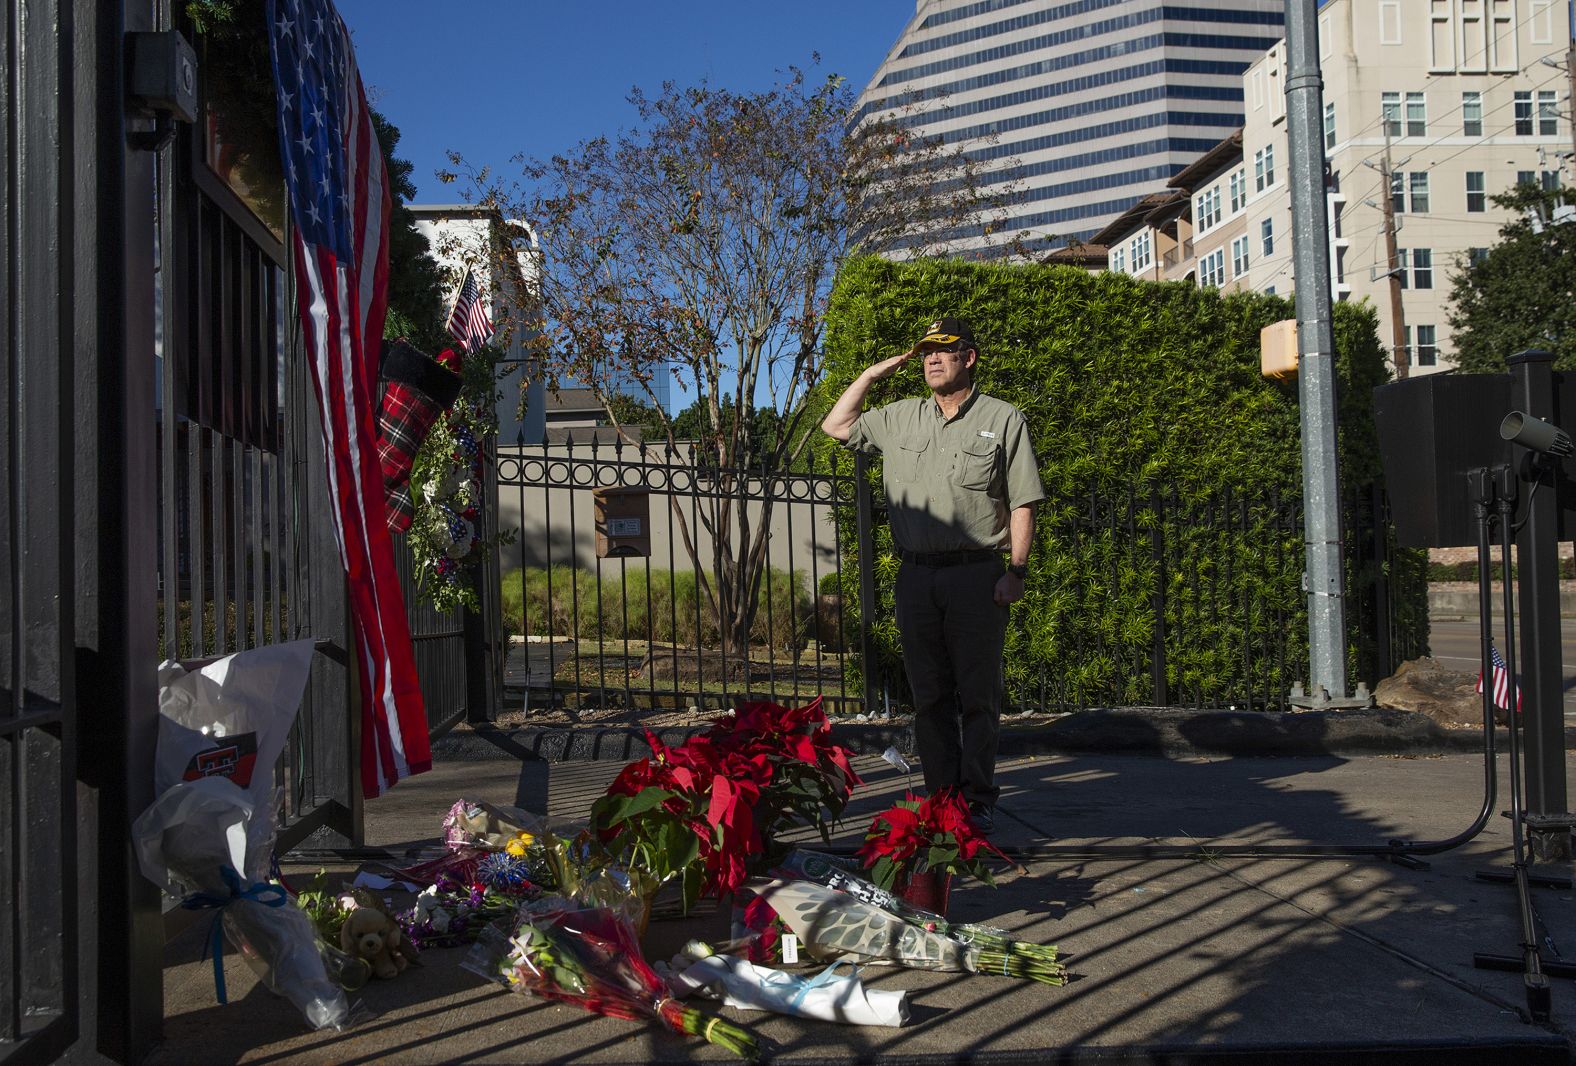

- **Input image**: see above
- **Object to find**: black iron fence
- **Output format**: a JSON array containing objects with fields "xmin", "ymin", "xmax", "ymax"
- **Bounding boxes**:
[
  {"xmin": 999, "ymin": 487, "xmax": 1308, "ymax": 714},
  {"xmin": 495, "ymin": 438, "xmax": 1424, "ymax": 718},
  {"xmin": 495, "ymin": 439, "xmax": 866, "ymax": 714}
]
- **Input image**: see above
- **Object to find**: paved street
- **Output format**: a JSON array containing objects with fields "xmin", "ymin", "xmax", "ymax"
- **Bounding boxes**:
[{"xmin": 1428, "ymin": 616, "xmax": 1576, "ymax": 718}]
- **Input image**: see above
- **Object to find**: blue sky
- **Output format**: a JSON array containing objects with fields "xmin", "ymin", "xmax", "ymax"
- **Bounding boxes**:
[{"xmin": 337, "ymin": 0, "xmax": 917, "ymax": 203}]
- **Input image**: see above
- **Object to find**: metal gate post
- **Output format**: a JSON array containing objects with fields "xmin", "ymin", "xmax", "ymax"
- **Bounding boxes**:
[{"xmin": 854, "ymin": 453, "xmax": 881, "ymax": 716}]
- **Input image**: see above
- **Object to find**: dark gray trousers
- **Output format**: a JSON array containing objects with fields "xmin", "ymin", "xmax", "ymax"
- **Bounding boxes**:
[{"xmin": 894, "ymin": 558, "xmax": 1008, "ymax": 808}]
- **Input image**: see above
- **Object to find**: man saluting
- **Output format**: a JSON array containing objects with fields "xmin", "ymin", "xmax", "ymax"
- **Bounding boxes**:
[{"xmin": 820, "ymin": 317, "xmax": 1044, "ymax": 833}]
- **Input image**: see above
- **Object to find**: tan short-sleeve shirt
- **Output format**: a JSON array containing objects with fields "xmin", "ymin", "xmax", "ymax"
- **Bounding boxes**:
[{"xmin": 845, "ymin": 389, "xmax": 1045, "ymax": 553}]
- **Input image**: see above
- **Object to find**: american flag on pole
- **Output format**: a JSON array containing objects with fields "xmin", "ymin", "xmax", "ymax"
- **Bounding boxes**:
[
  {"xmin": 1477, "ymin": 641, "xmax": 1523, "ymax": 714},
  {"xmin": 268, "ymin": 0, "xmax": 430, "ymax": 796},
  {"xmin": 447, "ymin": 268, "xmax": 496, "ymax": 352}
]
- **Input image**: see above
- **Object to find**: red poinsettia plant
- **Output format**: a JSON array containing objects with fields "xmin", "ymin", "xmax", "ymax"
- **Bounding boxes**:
[
  {"xmin": 701, "ymin": 696, "xmax": 863, "ymax": 848},
  {"xmin": 590, "ymin": 698, "xmax": 862, "ymax": 911},
  {"xmin": 857, "ymin": 789, "xmax": 1010, "ymax": 890}
]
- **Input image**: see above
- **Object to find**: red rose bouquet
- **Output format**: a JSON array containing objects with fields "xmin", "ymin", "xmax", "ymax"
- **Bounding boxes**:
[{"xmin": 467, "ymin": 901, "xmax": 760, "ymax": 1060}]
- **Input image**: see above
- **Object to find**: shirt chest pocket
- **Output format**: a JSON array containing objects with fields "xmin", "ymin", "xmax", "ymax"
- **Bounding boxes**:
[
  {"xmin": 889, "ymin": 440, "xmax": 929, "ymax": 483},
  {"xmin": 956, "ymin": 442, "xmax": 998, "ymax": 490}
]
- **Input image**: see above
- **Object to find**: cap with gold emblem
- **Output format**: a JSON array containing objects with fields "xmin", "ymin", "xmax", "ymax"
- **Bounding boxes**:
[{"xmin": 915, "ymin": 316, "xmax": 977, "ymax": 353}]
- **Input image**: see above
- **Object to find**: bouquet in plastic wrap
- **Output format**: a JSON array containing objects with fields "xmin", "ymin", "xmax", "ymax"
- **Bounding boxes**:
[
  {"xmin": 733, "ymin": 877, "xmax": 1065, "ymax": 986},
  {"xmin": 134, "ymin": 776, "xmax": 350, "ymax": 1027},
  {"xmin": 466, "ymin": 900, "xmax": 760, "ymax": 1061},
  {"xmin": 774, "ymin": 849, "xmax": 1062, "ymax": 976},
  {"xmin": 662, "ymin": 940, "xmax": 909, "ymax": 1027},
  {"xmin": 132, "ymin": 640, "xmax": 351, "ymax": 1029}
]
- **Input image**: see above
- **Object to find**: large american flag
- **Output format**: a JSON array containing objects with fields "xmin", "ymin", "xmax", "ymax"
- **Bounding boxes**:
[
  {"xmin": 447, "ymin": 267, "xmax": 496, "ymax": 352},
  {"xmin": 1477, "ymin": 641, "xmax": 1523, "ymax": 714},
  {"xmin": 268, "ymin": 0, "xmax": 430, "ymax": 797}
]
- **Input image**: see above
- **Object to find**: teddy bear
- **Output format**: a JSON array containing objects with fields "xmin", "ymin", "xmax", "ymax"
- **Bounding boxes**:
[{"xmin": 340, "ymin": 905, "xmax": 418, "ymax": 979}]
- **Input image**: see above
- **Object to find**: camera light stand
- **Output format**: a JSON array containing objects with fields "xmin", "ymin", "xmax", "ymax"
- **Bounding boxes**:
[{"xmin": 1467, "ymin": 466, "xmax": 1574, "ymax": 1023}]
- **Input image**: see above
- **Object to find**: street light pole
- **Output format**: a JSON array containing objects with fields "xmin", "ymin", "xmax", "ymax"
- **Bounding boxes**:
[{"xmin": 1285, "ymin": 0, "xmax": 1349, "ymax": 703}]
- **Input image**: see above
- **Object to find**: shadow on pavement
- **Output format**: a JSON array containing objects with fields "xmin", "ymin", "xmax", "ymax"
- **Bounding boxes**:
[{"xmin": 149, "ymin": 711, "xmax": 1573, "ymax": 1064}]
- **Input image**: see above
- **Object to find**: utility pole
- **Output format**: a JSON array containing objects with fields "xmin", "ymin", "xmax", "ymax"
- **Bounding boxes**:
[
  {"xmin": 1379, "ymin": 130, "xmax": 1409, "ymax": 380},
  {"xmin": 1284, "ymin": 0, "xmax": 1350, "ymax": 705}
]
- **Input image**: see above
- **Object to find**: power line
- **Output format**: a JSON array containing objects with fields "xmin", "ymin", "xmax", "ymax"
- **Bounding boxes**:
[{"xmin": 1345, "ymin": 67, "xmax": 1568, "ymax": 216}]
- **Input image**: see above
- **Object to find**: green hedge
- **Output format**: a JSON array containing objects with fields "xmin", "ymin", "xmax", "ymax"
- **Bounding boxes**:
[
  {"xmin": 500, "ymin": 565, "xmax": 813, "ymax": 652},
  {"xmin": 817, "ymin": 255, "xmax": 1429, "ymax": 708}
]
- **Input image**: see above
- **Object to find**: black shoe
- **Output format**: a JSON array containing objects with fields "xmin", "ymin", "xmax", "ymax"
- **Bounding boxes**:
[{"xmin": 968, "ymin": 802, "xmax": 995, "ymax": 834}]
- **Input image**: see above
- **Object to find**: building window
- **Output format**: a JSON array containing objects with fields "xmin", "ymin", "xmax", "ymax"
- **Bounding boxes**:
[
  {"xmin": 1254, "ymin": 146, "xmax": 1275, "ymax": 192},
  {"xmin": 1324, "ymin": 102, "xmax": 1337, "ymax": 150},
  {"xmin": 1518, "ymin": 169, "xmax": 1537, "ymax": 187},
  {"xmin": 1195, "ymin": 187, "xmax": 1222, "ymax": 232},
  {"xmin": 1416, "ymin": 324, "xmax": 1438, "ymax": 367},
  {"xmin": 1261, "ymin": 217, "xmax": 1275, "ymax": 257},
  {"xmin": 1409, "ymin": 171, "xmax": 1430, "ymax": 213},
  {"xmin": 1466, "ymin": 171, "xmax": 1486, "ymax": 212},
  {"xmin": 1515, "ymin": 91, "xmax": 1533, "ymax": 135},
  {"xmin": 1391, "ymin": 171, "xmax": 1406, "ymax": 213},
  {"xmin": 1199, "ymin": 248, "xmax": 1226, "ymax": 288},
  {"xmin": 1132, "ymin": 231, "xmax": 1152, "ymax": 272},
  {"xmin": 1539, "ymin": 90, "xmax": 1559, "ymax": 136},
  {"xmin": 1463, "ymin": 91, "xmax": 1483, "ymax": 136},
  {"xmin": 1405, "ymin": 92, "xmax": 1426, "ymax": 136},
  {"xmin": 1229, "ymin": 169, "xmax": 1247, "ymax": 213},
  {"xmin": 1468, "ymin": 247, "xmax": 1489, "ymax": 268},
  {"xmin": 1543, "ymin": 170, "xmax": 1562, "ymax": 191},
  {"xmin": 1231, "ymin": 235, "xmax": 1250, "ymax": 277},
  {"xmin": 1396, "ymin": 248, "xmax": 1410, "ymax": 289},
  {"xmin": 1382, "ymin": 91, "xmax": 1402, "ymax": 137},
  {"xmin": 1412, "ymin": 247, "xmax": 1433, "ymax": 289},
  {"xmin": 1110, "ymin": 247, "xmax": 1125, "ymax": 273}
]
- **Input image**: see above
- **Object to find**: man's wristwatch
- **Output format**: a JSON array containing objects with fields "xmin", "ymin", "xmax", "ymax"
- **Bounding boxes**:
[{"xmin": 1006, "ymin": 563, "xmax": 1028, "ymax": 580}]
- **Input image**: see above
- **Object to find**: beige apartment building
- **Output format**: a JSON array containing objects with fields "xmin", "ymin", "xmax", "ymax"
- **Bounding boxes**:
[{"xmin": 1098, "ymin": 0, "xmax": 1572, "ymax": 372}]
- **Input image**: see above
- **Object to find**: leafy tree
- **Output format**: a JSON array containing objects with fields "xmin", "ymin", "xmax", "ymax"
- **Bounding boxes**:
[
  {"xmin": 669, "ymin": 398, "xmax": 786, "ymax": 469},
  {"xmin": 373, "ymin": 112, "xmax": 449, "ymax": 352},
  {"xmin": 1449, "ymin": 184, "xmax": 1576, "ymax": 372},
  {"xmin": 601, "ymin": 391, "xmax": 665, "ymax": 433},
  {"xmin": 445, "ymin": 67, "xmax": 1016, "ymax": 659}
]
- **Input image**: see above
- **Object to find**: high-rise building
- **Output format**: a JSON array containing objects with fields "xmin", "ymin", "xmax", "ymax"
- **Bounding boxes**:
[
  {"xmin": 1095, "ymin": 0, "xmax": 1572, "ymax": 373},
  {"xmin": 857, "ymin": 0, "xmax": 1288, "ymax": 256}
]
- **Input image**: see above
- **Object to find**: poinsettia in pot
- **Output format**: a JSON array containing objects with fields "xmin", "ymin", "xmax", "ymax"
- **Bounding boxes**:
[
  {"xmin": 856, "ymin": 789, "xmax": 1010, "ymax": 917},
  {"xmin": 590, "ymin": 730, "xmax": 764, "ymax": 921},
  {"xmin": 696, "ymin": 696, "xmax": 862, "ymax": 858}
]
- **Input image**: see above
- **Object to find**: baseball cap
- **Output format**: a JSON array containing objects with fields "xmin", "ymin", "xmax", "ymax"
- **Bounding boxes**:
[{"xmin": 915, "ymin": 316, "xmax": 977, "ymax": 352}]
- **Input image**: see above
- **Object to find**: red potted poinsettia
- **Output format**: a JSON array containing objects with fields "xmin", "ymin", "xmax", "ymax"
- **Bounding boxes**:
[{"xmin": 856, "ymin": 789, "xmax": 1010, "ymax": 916}]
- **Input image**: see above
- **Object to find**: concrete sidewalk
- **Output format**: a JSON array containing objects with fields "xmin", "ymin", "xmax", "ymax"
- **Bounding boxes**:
[{"xmin": 152, "ymin": 750, "xmax": 1576, "ymax": 1064}]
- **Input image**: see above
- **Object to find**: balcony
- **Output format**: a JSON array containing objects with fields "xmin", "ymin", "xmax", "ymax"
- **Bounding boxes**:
[{"xmin": 1163, "ymin": 239, "xmax": 1195, "ymax": 270}]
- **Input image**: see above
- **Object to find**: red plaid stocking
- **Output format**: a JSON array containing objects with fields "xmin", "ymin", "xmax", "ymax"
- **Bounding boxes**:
[{"xmin": 377, "ymin": 340, "xmax": 463, "ymax": 532}]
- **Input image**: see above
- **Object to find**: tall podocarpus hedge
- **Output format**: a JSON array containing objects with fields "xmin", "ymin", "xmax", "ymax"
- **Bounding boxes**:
[{"xmin": 817, "ymin": 255, "xmax": 1428, "ymax": 710}]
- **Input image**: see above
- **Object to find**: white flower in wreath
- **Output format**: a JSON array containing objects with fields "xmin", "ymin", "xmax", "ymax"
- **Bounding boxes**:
[
  {"xmin": 445, "ymin": 518, "xmax": 476, "ymax": 559},
  {"xmin": 425, "ymin": 463, "xmax": 466, "ymax": 501}
]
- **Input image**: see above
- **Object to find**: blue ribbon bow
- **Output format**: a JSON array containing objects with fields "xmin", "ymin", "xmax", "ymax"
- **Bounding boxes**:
[
  {"xmin": 180, "ymin": 865, "xmax": 288, "ymax": 1004},
  {"xmin": 788, "ymin": 960, "xmax": 857, "ymax": 1010}
]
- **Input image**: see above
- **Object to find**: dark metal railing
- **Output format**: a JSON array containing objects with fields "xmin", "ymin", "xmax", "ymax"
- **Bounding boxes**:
[
  {"xmin": 495, "ymin": 432, "xmax": 1418, "ymax": 719},
  {"xmin": 494, "ymin": 438, "xmax": 864, "ymax": 715},
  {"xmin": 156, "ymin": 131, "xmax": 358, "ymax": 853}
]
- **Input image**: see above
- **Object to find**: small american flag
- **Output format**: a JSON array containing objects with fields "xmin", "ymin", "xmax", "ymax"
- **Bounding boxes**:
[
  {"xmin": 1477, "ymin": 641, "xmax": 1523, "ymax": 714},
  {"xmin": 447, "ymin": 268, "xmax": 496, "ymax": 352},
  {"xmin": 268, "ymin": 0, "xmax": 429, "ymax": 797}
]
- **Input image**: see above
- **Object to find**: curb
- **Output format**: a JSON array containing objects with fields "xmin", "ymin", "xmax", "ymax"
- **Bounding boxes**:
[{"xmin": 431, "ymin": 707, "xmax": 1497, "ymax": 763}]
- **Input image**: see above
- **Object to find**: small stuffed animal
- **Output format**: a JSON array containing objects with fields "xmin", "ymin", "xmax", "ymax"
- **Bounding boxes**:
[{"xmin": 340, "ymin": 906, "xmax": 415, "ymax": 979}]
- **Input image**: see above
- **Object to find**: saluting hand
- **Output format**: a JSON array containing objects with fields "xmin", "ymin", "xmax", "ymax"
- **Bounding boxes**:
[{"xmin": 865, "ymin": 348, "xmax": 917, "ymax": 381}]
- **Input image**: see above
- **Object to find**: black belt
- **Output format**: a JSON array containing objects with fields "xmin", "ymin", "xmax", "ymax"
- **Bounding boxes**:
[{"xmin": 895, "ymin": 547, "xmax": 1000, "ymax": 568}]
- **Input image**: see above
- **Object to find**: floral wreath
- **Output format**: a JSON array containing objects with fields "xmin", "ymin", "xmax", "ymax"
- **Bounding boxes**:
[{"xmin": 406, "ymin": 344, "xmax": 511, "ymax": 613}]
